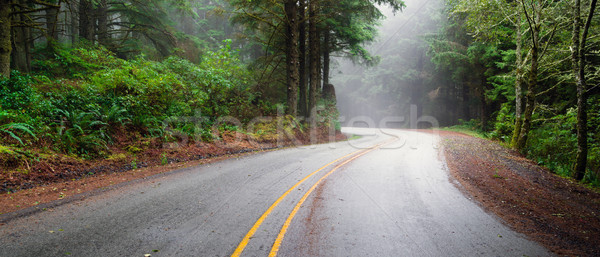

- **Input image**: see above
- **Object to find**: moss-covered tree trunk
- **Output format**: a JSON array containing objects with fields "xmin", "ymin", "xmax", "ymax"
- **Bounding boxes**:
[
  {"xmin": 0, "ymin": 1, "xmax": 11, "ymax": 77},
  {"xmin": 571, "ymin": 0, "xmax": 597, "ymax": 180},
  {"xmin": 516, "ymin": 30, "xmax": 539, "ymax": 151},
  {"xmin": 511, "ymin": 18, "xmax": 524, "ymax": 148},
  {"xmin": 284, "ymin": 0, "xmax": 299, "ymax": 116},
  {"xmin": 515, "ymin": 1, "xmax": 543, "ymax": 151}
]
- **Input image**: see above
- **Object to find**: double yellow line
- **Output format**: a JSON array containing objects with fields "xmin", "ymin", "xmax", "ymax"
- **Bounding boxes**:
[{"xmin": 231, "ymin": 139, "xmax": 395, "ymax": 257}]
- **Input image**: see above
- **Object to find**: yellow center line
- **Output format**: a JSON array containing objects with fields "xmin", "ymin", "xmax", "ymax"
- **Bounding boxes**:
[
  {"xmin": 268, "ymin": 138, "xmax": 397, "ymax": 257},
  {"xmin": 231, "ymin": 141, "xmax": 388, "ymax": 257}
]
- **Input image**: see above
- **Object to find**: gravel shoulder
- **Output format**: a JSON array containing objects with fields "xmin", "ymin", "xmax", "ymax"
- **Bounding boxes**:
[{"xmin": 439, "ymin": 130, "xmax": 600, "ymax": 256}]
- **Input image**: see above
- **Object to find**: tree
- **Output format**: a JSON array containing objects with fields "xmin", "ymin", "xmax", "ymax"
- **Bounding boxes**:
[
  {"xmin": 298, "ymin": 0, "xmax": 308, "ymax": 117},
  {"xmin": 0, "ymin": 1, "xmax": 10, "ymax": 77},
  {"xmin": 79, "ymin": 0, "xmax": 95, "ymax": 41},
  {"xmin": 285, "ymin": 0, "xmax": 300, "ymax": 116},
  {"xmin": 514, "ymin": 0, "xmax": 563, "ymax": 151},
  {"xmin": 571, "ymin": 0, "xmax": 597, "ymax": 180},
  {"xmin": 232, "ymin": 0, "xmax": 403, "ymax": 118},
  {"xmin": 308, "ymin": 0, "xmax": 320, "ymax": 119},
  {"xmin": 44, "ymin": 0, "xmax": 60, "ymax": 45}
]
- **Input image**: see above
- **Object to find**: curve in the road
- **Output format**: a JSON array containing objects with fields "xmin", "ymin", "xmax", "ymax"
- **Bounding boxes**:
[
  {"xmin": 268, "ymin": 138, "xmax": 397, "ymax": 257},
  {"xmin": 232, "ymin": 138, "xmax": 396, "ymax": 257}
]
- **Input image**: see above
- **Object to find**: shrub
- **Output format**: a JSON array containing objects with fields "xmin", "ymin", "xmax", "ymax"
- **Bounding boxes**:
[
  {"xmin": 526, "ymin": 108, "xmax": 578, "ymax": 177},
  {"xmin": 51, "ymin": 109, "xmax": 109, "ymax": 158},
  {"xmin": 32, "ymin": 43, "xmax": 121, "ymax": 78},
  {"xmin": 490, "ymin": 103, "xmax": 514, "ymax": 142},
  {"xmin": 0, "ymin": 71, "xmax": 35, "ymax": 110}
]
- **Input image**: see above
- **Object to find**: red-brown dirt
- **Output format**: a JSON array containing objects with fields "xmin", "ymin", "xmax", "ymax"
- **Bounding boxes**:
[{"xmin": 439, "ymin": 130, "xmax": 600, "ymax": 256}]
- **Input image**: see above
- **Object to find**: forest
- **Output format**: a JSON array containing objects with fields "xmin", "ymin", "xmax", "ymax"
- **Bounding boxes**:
[
  {"xmin": 0, "ymin": 0, "xmax": 402, "ymax": 191},
  {"xmin": 334, "ymin": 0, "xmax": 600, "ymax": 186},
  {"xmin": 0, "ymin": 0, "xmax": 599, "ymax": 189}
]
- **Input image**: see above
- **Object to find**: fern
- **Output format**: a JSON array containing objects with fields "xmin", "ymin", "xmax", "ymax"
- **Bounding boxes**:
[
  {"xmin": 51, "ymin": 109, "xmax": 109, "ymax": 157},
  {"xmin": 0, "ymin": 111, "xmax": 37, "ymax": 145},
  {"xmin": 0, "ymin": 123, "xmax": 36, "ymax": 145}
]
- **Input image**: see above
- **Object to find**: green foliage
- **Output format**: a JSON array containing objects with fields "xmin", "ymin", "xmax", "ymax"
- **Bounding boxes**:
[
  {"xmin": 131, "ymin": 157, "xmax": 138, "ymax": 170},
  {"xmin": 317, "ymin": 99, "xmax": 342, "ymax": 131},
  {"xmin": 0, "ymin": 111, "xmax": 37, "ymax": 145},
  {"xmin": 0, "ymin": 39, "xmax": 260, "ymax": 160},
  {"xmin": 526, "ymin": 109, "xmax": 578, "ymax": 178},
  {"xmin": 161, "ymin": 153, "xmax": 168, "ymax": 165},
  {"xmin": 489, "ymin": 103, "xmax": 514, "ymax": 142},
  {"xmin": 0, "ymin": 71, "xmax": 35, "ymax": 110},
  {"xmin": 33, "ymin": 43, "xmax": 121, "ymax": 78},
  {"xmin": 51, "ymin": 109, "xmax": 109, "ymax": 158}
]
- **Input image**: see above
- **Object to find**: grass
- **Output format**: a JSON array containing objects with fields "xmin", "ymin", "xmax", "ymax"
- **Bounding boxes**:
[
  {"xmin": 346, "ymin": 134, "xmax": 363, "ymax": 141},
  {"xmin": 437, "ymin": 126, "xmax": 488, "ymax": 139}
]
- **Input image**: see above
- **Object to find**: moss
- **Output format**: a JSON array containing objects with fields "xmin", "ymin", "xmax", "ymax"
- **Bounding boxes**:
[
  {"xmin": 0, "ymin": 145, "xmax": 22, "ymax": 169},
  {"xmin": 125, "ymin": 145, "xmax": 143, "ymax": 154},
  {"xmin": 106, "ymin": 153, "xmax": 128, "ymax": 161}
]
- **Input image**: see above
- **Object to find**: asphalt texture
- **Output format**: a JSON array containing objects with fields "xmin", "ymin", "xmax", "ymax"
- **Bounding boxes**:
[{"xmin": 0, "ymin": 128, "xmax": 552, "ymax": 256}]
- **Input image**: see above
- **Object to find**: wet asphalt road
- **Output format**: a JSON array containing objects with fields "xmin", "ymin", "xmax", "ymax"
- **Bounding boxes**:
[{"xmin": 0, "ymin": 128, "xmax": 551, "ymax": 256}]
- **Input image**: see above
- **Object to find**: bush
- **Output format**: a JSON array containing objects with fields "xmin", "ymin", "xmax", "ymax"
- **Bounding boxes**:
[
  {"xmin": 2, "ymin": 41, "xmax": 259, "ymax": 160},
  {"xmin": 32, "ymin": 43, "xmax": 121, "ymax": 78},
  {"xmin": 50, "ymin": 109, "xmax": 109, "ymax": 158},
  {"xmin": 0, "ymin": 71, "xmax": 35, "ymax": 110},
  {"xmin": 526, "ymin": 108, "xmax": 578, "ymax": 177},
  {"xmin": 490, "ymin": 103, "xmax": 514, "ymax": 142}
]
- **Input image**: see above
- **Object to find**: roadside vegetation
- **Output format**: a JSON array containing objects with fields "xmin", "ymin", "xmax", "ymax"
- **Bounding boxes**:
[
  {"xmin": 0, "ymin": 0, "xmax": 354, "ymax": 193},
  {"xmin": 443, "ymin": 120, "xmax": 600, "ymax": 189},
  {"xmin": 0, "ymin": 41, "xmax": 342, "ymax": 192}
]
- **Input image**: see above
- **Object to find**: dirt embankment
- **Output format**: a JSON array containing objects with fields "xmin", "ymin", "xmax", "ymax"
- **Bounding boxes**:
[{"xmin": 440, "ymin": 130, "xmax": 600, "ymax": 256}]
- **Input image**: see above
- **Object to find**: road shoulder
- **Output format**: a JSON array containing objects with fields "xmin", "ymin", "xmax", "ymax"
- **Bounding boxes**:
[{"xmin": 440, "ymin": 130, "xmax": 600, "ymax": 256}]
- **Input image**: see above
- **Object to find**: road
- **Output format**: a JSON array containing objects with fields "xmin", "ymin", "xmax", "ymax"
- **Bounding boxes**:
[{"xmin": 0, "ymin": 128, "xmax": 551, "ymax": 256}]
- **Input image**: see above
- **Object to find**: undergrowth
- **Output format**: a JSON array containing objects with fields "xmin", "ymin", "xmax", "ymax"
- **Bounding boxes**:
[
  {"xmin": 1, "ymin": 42, "xmax": 341, "ymax": 179},
  {"xmin": 445, "ymin": 113, "xmax": 600, "ymax": 188}
]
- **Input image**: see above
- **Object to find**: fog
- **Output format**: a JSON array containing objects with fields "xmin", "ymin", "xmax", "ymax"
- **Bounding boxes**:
[{"xmin": 331, "ymin": 0, "xmax": 443, "ymax": 128}]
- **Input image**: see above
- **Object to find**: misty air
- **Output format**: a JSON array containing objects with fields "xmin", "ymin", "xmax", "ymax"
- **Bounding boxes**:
[{"xmin": 0, "ymin": 0, "xmax": 599, "ymax": 256}]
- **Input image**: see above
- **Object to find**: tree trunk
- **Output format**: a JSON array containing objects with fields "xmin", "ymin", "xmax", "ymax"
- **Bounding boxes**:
[
  {"xmin": 511, "ymin": 18, "xmax": 524, "ymax": 148},
  {"xmin": 298, "ymin": 0, "xmax": 308, "ymax": 117},
  {"xmin": 461, "ymin": 82, "xmax": 470, "ymax": 121},
  {"xmin": 69, "ymin": 0, "xmax": 78, "ymax": 45},
  {"xmin": 284, "ymin": 0, "xmax": 299, "ymax": 116},
  {"xmin": 516, "ymin": 33, "xmax": 539, "ymax": 151},
  {"xmin": 11, "ymin": 3, "xmax": 31, "ymax": 72},
  {"xmin": 572, "ymin": 0, "xmax": 597, "ymax": 180},
  {"xmin": 79, "ymin": 0, "xmax": 95, "ymax": 42},
  {"xmin": 45, "ymin": 3, "xmax": 60, "ymax": 45},
  {"xmin": 96, "ymin": 0, "xmax": 109, "ymax": 46},
  {"xmin": 516, "ymin": 2, "xmax": 541, "ymax": 151},
  {"xmin": 308, "ymin": 0, "xmax": 320, "ymax": 120},
  {"xmin": 0, "ymin": 1, "xmax": 11, "ymax": 77},
  {"xmin": 322, "ymin": 27, "xmax": 330, "ymax": 87},
  {"xmin": 479, "ymin": 71, "xmax": 487, "ymax": 131}
]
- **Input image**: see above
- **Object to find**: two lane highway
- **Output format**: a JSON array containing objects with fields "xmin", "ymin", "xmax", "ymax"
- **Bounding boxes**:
[{"xmin": 0, "ymin": 128, "xmax": 551, "ymax": 256}]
